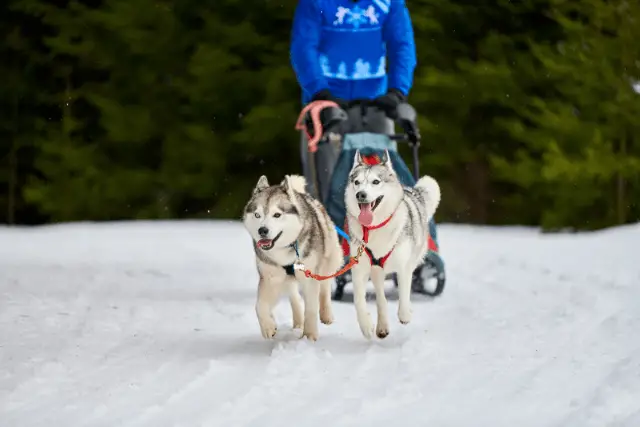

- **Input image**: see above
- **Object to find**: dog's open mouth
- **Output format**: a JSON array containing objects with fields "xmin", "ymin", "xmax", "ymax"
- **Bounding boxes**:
[
  {"xmin": 256, "ymin": 231, "xmax": 282, "ymax": 251},
  {"xmin": 360, "ymin": 196, "xmax": 383, "ymax": 212},
  {"xmin": 358, "ymin": 196, "xmax": 383, "ymax": 226}
]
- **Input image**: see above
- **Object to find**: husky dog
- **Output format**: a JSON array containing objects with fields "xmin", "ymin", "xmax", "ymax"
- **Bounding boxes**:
[
  {"xmin": 344, "ymin": 150, "xmax": 441, "ymax": 339},
  {"xmin": 243, "ymin": 174, "xmax": 343, "ymax": 341}
]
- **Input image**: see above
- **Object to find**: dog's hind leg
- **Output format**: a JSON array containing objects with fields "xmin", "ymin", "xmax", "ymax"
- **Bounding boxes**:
[
  {"xmin": 319, "ymin": 280, "xmax": 334, "ymax": 325},
  {"xmin": 371, "ymin": 266, "xmax": 390, "ymax": 338},
  {"xmin": 287, "ymin": 280, "xmax": 304, "ymax": 330},
  {"xmin": 396, "ymin": 266, "xmax": 413, "ymax": 325},
  {"xmin": 300, "ymin": 279, "xmax": 321, "ymax": 341}
]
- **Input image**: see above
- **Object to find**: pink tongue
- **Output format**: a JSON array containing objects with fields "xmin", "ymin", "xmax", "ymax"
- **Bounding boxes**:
[{"xmin": 358, "ymin": 204, "xmax": 373, "ymax": 226}]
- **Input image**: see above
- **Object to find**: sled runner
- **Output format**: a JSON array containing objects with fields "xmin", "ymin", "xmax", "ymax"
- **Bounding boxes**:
[{"xmin": 296, "ymin": 99, "xmax": 446, "ymax": 301}]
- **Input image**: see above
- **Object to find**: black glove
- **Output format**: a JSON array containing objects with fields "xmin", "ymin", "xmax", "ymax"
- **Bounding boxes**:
[
  {"xmin": 373, "ymin": 88, "xmax": 406, "ymax": 119},
  {"xmin": 311, "ymin": 89, "xmax": 346, "ymax": 108}
]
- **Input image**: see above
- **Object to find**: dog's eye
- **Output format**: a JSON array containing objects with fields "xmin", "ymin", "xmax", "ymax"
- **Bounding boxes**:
[
  {"xmin": 273, "ymin": 213, "xmax": 281, "ymax": 218},
  {"xmin": 254, "ymin": 212, "xmax": 260, "ymax": 218},
  {"xmin": 354, "ymin": 180, "xmax": 360, "ymax": 186},
  {"xmin": 372, "ymin": 179, "xmax": 380, "ymax": 185}
]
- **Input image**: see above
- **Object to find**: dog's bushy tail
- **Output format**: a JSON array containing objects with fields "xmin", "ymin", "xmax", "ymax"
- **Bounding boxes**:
[{"xmin": 415, "ymin": 175, "xmax": 441, "ymax": 219}]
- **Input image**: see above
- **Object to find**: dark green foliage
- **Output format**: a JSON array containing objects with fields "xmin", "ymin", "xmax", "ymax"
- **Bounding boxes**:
[
  {"xmin": 0, "ymin": 0, "xmax": 638, "ymax": 230},
  {"xmin": 491, "ymin": 0, "xmax": 640, "ymax": 230}
]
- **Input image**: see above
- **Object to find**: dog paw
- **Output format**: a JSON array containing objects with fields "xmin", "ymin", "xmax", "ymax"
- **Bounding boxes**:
[
  {"xmin": 292, "ymin": 314, "xmax": 304, "ymax": 330},
  {"xmin": 320, "ymin": 309, "xmax": 334, "ymax": 325},
  {"xmin": 376, "ymin": 322, "xmax": 390, "ymax": 339},
  {"xmin": 398, "ymin": 307, "xmax": 412, "ymax": 325},
  {"xmin": 301, "ymin": 329, "xmax": 318, "ymax": 341},
  {"xmin": 259, "ymin": 319, "xmax": 278, "ymax": 339},
  {"xmin": 358, "ymin": 314, "xmax": 375, "ymax": 339},
  {"xmin": 291, "ymin": 304, "xmax": 304, "ymax": 329}
]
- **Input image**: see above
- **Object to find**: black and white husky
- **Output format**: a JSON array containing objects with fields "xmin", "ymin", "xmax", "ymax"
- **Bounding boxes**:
[
  {"xmin": 344, "ymin": 150, "xmax": 441, "ymax": 339},
  {"xmin": 242, "ymin": 175, "xmax": 343, "ymax": 341}
]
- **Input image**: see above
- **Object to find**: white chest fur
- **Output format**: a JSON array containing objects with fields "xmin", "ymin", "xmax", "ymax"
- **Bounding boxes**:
[{"xmin": 262, "ymin": 245, "xmax": 298, "ymax": 267}]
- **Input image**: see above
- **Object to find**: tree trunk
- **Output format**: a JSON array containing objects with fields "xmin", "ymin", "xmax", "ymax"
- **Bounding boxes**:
[
  {"xmin": 8, "ymin": 93, "xmax": 19, "ymax": 225},
  {"xmin": 466, "ymin": 156, "xmax": 491, "ymax": 224},
  {"xmin": 8, "ymin": 143, "xmax": 17, "ymax": 225},
  {"xmin": 616, "ymin": 134, "xmax": 626, "ymax": 225}
]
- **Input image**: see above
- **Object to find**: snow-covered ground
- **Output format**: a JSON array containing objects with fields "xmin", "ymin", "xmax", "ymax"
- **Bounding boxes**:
[{"xmin": 1, "ymin": 220, "xmax": 639, "ymax": 427}]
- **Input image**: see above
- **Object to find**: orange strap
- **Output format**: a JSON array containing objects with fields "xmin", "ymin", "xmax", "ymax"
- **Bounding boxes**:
[{"xmin": 299, "ymin": 245, "xmax": 365, "ymax": 281}]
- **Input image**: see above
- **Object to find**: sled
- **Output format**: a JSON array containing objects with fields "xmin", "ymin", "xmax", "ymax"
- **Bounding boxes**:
[{"xmin": 297, "ymin": 98, "xmax": 446, "ymax": 302}]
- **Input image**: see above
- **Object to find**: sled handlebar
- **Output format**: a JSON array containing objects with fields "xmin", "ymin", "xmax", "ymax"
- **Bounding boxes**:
[
  {"xmin": 388, "ymin": 133, "xmax": 417, "ymax": 143},
  {"xmin": 299, "ymin": 98, "xmax": 423, "ymax": 180},
  {"xmin": 388, "ymin": 133, "xmax": 421, "ymax": 181},
  {"xmin": 338, "ymin": 99, "xmax": 421, "ymax": 146},
  {"xmin": 340, "ymin": 98, "xmax": 417, "ymax": 119},
  {"xmin": 340, "ymin": 100, "xmax": 421, "ymax": 180}
]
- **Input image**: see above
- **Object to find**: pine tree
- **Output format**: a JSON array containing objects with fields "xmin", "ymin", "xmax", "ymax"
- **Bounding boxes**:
[
  {"xmin": 0, "ymin": 0, "xmax": 54, "ymax": 224},
  {"xmin": 7, "ymin": 0, "xmax": 636, "ymax": 229},
  {"xmin": 494, "ymin": 0, "xmax": 640, "ymax": 230},
  {"xmin": 21, "ymin": 0, "xmax": 302, "ymax": 221},
  {"xmin": 408, "ymin": 0, "xmax": 563, "ymax": 225}
]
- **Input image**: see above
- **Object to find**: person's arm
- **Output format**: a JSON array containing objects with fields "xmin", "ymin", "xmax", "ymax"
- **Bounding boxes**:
[
  {"xmin": 382, "ymin": 0, "xmax": 417, "ymax": 96},
  {"xmin": 289, "ymin": 0, "xmax": 328, "ymax": 99}
]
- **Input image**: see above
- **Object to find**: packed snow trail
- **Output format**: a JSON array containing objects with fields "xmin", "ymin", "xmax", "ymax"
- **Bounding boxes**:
[{"xmin": 0, "ymin": 221, "xmax": 639, "ymax": 427}]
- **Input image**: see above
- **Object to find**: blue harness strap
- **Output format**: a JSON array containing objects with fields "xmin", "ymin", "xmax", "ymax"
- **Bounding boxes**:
[
  {"xmin": 335, "ymin": 225, "xmax": 350, "ymax": 241},
  {"xmin": 283, "ymin": 241, "xmax": 300, "ymax": 276}
]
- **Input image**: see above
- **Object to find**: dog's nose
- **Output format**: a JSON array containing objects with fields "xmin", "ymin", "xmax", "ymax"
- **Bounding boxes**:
[
  {"xmin": 356, "ymin": 191, "xmax": 367, "ymax": 202},
  {"xmin": 258, "ymin": 226, "xmax": 269, "ymax": 237}
]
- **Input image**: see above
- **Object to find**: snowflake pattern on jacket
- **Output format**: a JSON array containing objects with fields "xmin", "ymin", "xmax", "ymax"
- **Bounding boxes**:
[{"xmin": 290, "ymin": 0, "xmax": 417, "ymax": 103}]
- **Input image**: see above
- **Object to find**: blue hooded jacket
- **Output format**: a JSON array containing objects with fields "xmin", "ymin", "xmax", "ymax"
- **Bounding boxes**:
[{"xmin": 290, "ymin": 0, "xmax": 417, "ymax": 104}]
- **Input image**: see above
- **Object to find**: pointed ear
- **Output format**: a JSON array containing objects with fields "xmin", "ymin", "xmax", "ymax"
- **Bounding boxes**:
[
  {"xmin": 280, "ymin": 175, "xmax": 304, "ymax": 208},
  {"xmin": 352, "ymin": 149, "xmax": 364, "ymax": 169},
  {"xmin": 281, "ymin": 175, "xmax": 306, "ymax": 194},
  {"xmin": 381, "ymin": 149, "xmax": 396, "ymax": 173},
  {"xmin": 253, "ymin": 175, "xmax": 269, "ymax": 194},
  {"xmin": 280, "ymin": 175, "xmax": 293, "ymax": 197},
  {"xmin": 380, "ymin": 149, "xmax": 390, "ymax": 164}
]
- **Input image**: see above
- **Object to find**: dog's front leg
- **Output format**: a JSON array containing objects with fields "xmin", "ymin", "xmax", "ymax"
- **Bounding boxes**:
[
  {"xmin": 351, "ymin": 262, "xmax": 374, "ymax": 339},
  {"xmin": 319, "ymin": 279, "xmax": 334, "ymax": 325},
  {"xmin": 300, "ymin": 278, "xmax": 320, "ymax": 341},
  {"xmin": 287, "ymin": 280, "xmax": 304, "ymax": 329},
  {"xmin": 256, "ymin": 277, "xmax": 281, "ymax": 339},
  {"xmin": 370, "ymin": 266, "xmax": 390, "ymax": 338},
  {"xmin": 396, "ymin": 266, "xmax": 413, "ymax": 325}
]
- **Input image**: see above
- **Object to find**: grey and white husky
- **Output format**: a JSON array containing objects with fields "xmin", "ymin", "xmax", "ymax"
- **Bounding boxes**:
[
  {"xmin": 345, "ymin": 150, "xmax": 441, "ymax": 339},
  {"xmin": 242, "ymin": 174, "xmax": 343, "ymax": 341}
]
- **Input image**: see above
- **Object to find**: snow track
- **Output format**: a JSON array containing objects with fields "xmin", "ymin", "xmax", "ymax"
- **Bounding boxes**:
[{"xmin": 1, "ymin": 221, "xmax": 638, "ymax": 426}]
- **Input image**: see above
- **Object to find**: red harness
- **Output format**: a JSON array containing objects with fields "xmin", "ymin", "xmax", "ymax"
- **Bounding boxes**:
[
  {"xmin": 340, "ymin": 213, "xmax": 439, "ymax": 269},
  {"xmin": 361, "ymin": 215, "xmax": 395, "ymax": 268}
]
